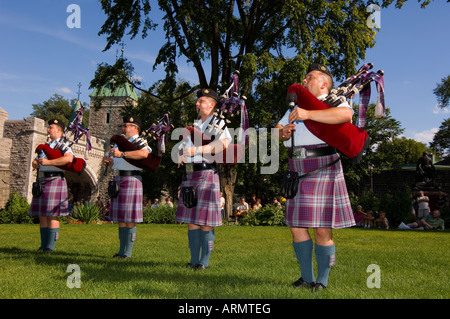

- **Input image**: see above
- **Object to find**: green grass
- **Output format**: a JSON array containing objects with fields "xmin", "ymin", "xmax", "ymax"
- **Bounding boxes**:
[{"xmin": 0, "ymin": 224, "xmax": 448, "ymax": 299}]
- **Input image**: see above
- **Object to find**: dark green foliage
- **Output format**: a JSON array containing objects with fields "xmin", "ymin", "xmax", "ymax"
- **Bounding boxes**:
[
  {"xmin": 0, "ymin": 192, "xmax": 34, "ymax": 224},
  {"xmin": 73, "ymin": 203, "xmax": 101, "ymax": 223},
  {"xmin": 240, "ymin": 205, "xmax": 285, "ymax": 226},
  {"xmin": 143, "ymin": 205, "xmax": 177, "ymax": 224}
]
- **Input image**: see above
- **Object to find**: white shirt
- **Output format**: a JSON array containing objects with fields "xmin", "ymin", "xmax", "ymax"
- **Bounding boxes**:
[
  {"xmin": 277, "ymin": 94, "xmax": 353, "ymax": 147},
  {"xmin": 179, "ymin": 114, "xmax": 232, "ymax": 163},
  {"xmin": 37, "ymin": 137, "xmax": 74, "ymax": 172},
  {"xmin": 110, "ymin": 134, "xmax": 152, "ymax": 171}
]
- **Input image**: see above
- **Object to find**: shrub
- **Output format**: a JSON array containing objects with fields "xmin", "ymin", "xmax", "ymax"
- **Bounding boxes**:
[
  {"xmin": 439, "ymin": 205, "xmax": 449, "ymax": 229},
  {"xmin": 73, "ymin": 202, "xmax": 101, "ymax": 223},
  {"xmin": 0, "ymin": 192, "xmax": 33, "ymax": 224},
  {"xmin": 240, "ymin": 205, "xmax": 285, "ymax": 226},
  {"xmin": 143, "ymin": 205, "xmax": 177, "ymax": 224},
  {"xmin": 380, "ymin": 186, "xmax": 414, "ymax": 227}
]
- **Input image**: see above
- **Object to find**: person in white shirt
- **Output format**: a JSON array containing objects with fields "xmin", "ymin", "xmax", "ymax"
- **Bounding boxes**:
[
  {"xmin": 30, "ymin": 119, "xmax": 74, "ymax": 252},
  {"xmin": 275, "ymin": 63, "xmax": 355, "ymax": 291},
  {"xmin": 176, "ymin": 88, "xmax": 232, "ymax": 270},
  {"xmin": 103, "ymin": 115, "xmax": 151, "ymax": 258}
]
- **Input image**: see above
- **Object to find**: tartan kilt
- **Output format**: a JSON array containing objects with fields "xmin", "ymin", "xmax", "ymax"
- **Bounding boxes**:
[
  {"xmin": 109, "ymin": 175, "xmax": 143, "ymax": 223},
  {"xmin": 176, "ymin": 170, "xmax": 222, "ymax": 227},
  {"xmin": 284, "ymin": 151, "xmax": 355, "ymax": 229},
  {"xmin": 29, "ymin": 176, "xmax": 69, "ymax": 217}
]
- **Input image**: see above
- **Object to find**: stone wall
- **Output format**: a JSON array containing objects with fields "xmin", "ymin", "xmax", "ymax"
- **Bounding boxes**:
[
  {"xmin": 0, "ymin": 107, "xmax": 12, "ymax": 207},
  {"xmin": 3, "ymin": 117, "xmax": 46, "ymax": 204}
]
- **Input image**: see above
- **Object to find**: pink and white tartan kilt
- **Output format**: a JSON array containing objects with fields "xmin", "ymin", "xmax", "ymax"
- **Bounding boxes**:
[
  {"xmin": 29, "ymin": 176, "xmax": 69, "ymax": 217},
  {"xmin": 284, "ymin": 151, "xmax": 355, "ymax": 229},
  {"xmin": 176, "ymin": 169, "xmax": 222, "ymax": 227},
  {"xmin": 109, "ymin": 175, "xmax": 143, "ymax": 223}
]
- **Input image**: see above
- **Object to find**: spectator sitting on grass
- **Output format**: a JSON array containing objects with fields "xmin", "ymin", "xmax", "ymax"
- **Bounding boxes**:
[
  {"xmin": 235, "ymin": 197, "xmax": 249, "ymax": 223},
  {"xmin": 375, "ymin": 211, "xmax": 389, "ymax": 229},
  {"xmin": 399, "ymin": 210, "xmax": 444, "ymax": 231},
  {"xmin": 362, "ymin": 210, "xmax": 374, "ymax": 229}
]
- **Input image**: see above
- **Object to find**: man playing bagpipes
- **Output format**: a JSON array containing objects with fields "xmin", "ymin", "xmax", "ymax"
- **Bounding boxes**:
[
  {"xmin": 102, "ymin": 115, "xmax": 151, "ymax": 259},
  {"xmin": 29, "ymin": 119, "xmax": 74, "ymax": 252},
  {"xmin": 275, "ymin": 63, "xmax": 356, "ymax": 291},
  {"xmin": 175, "ymin": 88, "xmax": 233, "ymax": 270}
]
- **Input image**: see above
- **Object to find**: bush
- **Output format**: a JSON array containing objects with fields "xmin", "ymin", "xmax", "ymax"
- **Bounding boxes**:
[
  {"xmin": 240, "ymin": 205, "xmax": 285, "ymax": 226},
  {"xmin": 73, "ymin": 202, "xmax": 101, "ymax": 223},
  {"xmin": 143, "ymin": 205, "xmax": 177, "ymax": 224},
  {"xmin": 440, "ymin": 205, "xmax": 450, "ymax": 229},
  {"xmin": 0, "ymin": 192, "xmax": 34, "ymax": 224}
]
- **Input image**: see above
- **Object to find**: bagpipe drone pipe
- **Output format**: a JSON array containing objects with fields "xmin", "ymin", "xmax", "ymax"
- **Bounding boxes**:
[
  {"xmin": 182, "ymin": 71, "xmax": 249, "ymax": 165},
  {"xmin": 286, "ymin": 63, "xmax": 385, "ymax": 163},
  {"xmin": 107, "ymin": 113, "xmax": 173, "ymax": 173},
  {"xmin": 35, "ymin": 106, "xmax": 92, "ymax": 174}
]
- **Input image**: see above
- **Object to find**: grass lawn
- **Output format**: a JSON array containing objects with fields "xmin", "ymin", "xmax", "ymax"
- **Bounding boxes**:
[{"xmin": 0, "ymin": 223, "xmax": 448, "ymax": 300}]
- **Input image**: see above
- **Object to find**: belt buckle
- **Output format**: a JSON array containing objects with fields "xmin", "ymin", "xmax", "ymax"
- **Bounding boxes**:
[
  {"xmin": 293, "ymin": 147, "xmax": 307, "ymax": 159},
  {"xmin": 186, "ymin": 163, "xmax": 194, "ymax": 174}
]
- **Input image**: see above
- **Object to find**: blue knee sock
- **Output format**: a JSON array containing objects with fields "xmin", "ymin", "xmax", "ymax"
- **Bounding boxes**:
[
  {"xmin": 46, "ymin": 228, "xmax": 59, "ymax": 251},
  {"xmin": 118, "ymin": 227, "xmax": 127, "ymax": 256},
  {"xmin": 315, "ymin": 243, "xmax": 335, "ymax": 287},
  {"xmin": 123, "ymin": 227, "xmax": 137, "ymax": 258},
  {"xmin": 188, "ymin": 229, "xmax": 201, "ymax": 265},
  {"xmin": 292, "ymin": 239, "xmax": 315, "ymax": 283},
  {"xmin": 199, "ymin": 229, "xmax": 215, "ymax": 267},
  {"xmin": 39, "ymin": 227, "xmax": 49, "ymax": 250}
]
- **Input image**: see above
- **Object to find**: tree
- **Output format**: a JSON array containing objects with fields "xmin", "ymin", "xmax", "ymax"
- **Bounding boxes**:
[
  {"xmin": 340, "ymin": 104, "xmax": 404, "ymax": 193},
  {"xmin": 30, "ymin": 94, "xmax": 89, "ymax": 127},
  {"xmin": 376, "ymin": 136, "xmax": 432, "ymax": 167},
  {"xmin": 430, "ymin": 118, "xmax": 450, "ymax": 158},
  {"xmin": 434, "ymin": 75, "xmax": 450, "ymax": 108},
  {"xmin": 92, "ymin": 0, "xmax": 430, "ymax": 218}
]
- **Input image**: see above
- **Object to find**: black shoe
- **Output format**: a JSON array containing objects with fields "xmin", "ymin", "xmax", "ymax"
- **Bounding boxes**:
[
  {"xmin": 292, "ymin": 277, "xmax": 315, "ymax": 289},
  {"xmin": 186, "ymin": 263, "xmax": 197, "ymax": 268},
  {"xmin": 313, "ymin": 282, "xmax": 327, "ymax": 291},
  {"xmin": 113, "ymin": 254, "xmax": 129, "ymax": 259},
  {"xmin": 43, "ymin": 248, "xmax": 53, "ymax": 253},
  {"xmin": 196, "ymin": 264, "xmax": 210, "ymax": 270}
]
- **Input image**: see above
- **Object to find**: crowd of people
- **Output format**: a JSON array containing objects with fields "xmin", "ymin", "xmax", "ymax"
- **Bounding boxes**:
[
  {"xmin": 143, "ymin": 197, "xmax": 174, "ymax": 209},
  {"xmin": 353, "ymin": 191, "xmax": 448, "ymax": 231},
  {"xmin": 352, "ymin": 205, "xmax": 390, "ymax": 229}
]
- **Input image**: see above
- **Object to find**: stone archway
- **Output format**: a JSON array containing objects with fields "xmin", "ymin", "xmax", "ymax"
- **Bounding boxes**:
[{"xmin": 65, "ymin": 165, "xmax": 98, "ymax": 204}]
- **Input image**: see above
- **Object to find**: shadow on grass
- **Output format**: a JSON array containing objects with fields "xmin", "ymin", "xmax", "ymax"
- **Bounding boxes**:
[{"xmin": 0, "ymin": 246, "xmax": 279, "ymax": 299}]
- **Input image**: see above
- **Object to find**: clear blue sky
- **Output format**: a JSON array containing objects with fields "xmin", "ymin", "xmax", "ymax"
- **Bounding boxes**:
[{"xmin": 0, "ymin": 1, "xmax": 449, "ymax": 146}]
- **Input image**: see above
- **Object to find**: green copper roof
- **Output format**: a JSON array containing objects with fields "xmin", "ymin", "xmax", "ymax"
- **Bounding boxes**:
[{"xmin": 89, "ymin": 81, "xmax": 139, "ymax": 101}]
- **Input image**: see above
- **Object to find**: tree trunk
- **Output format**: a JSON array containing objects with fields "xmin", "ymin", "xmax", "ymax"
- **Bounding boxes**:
[{"xmin": 218, "ymin": 164, "xmax": 237, "ymax": 222}]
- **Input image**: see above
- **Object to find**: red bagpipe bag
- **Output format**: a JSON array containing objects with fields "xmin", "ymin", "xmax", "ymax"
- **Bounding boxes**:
[
  {"xmin": 287, "ymin": 83, "xmax": 369, "ymax": 160},
  {"xmin": 286, "ymin": 63, "xmax": 385, "ymax": 162},
  {"xmin": 108, "ymin": 113, "xmax": 173, "ymax": 172},
  {"xmin": 109, "ymin": 134, "xmax": 162, "ymax": 172},
  {"xmin": 182, "ymin": 126, "xmax": 244, "ymax": 165},
  {"xmin": 35, "ymin": 144, "xmax": 86, "ymax": 173},
  {"xmin": 35, "ymin": 104, "xmax": 92, "ymax": 174}
]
